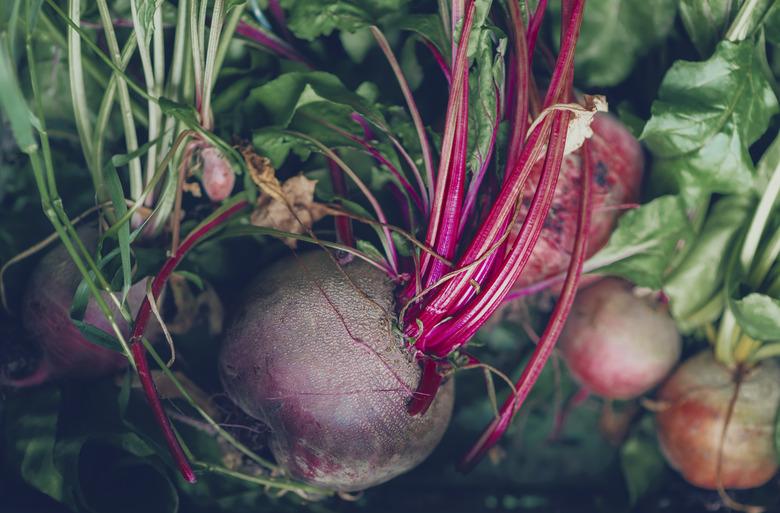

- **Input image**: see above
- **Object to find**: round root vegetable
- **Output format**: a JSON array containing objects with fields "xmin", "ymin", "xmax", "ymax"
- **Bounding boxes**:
[
  {"xmin": 199, "ymin": 145, "xmax": 235, "ymax": 202},
  {"xmin": 2, "ymin": 231, "xmax": 145, "ymax": 387},
  {"xmin": 513, "ymin": 114, "xmax": 643, "ymax": 289},
  {"xmin": 656, "ymin": 351, "xmax": 780, "ymax": 490},
  {"xmin": 558, "ymin": 278, "xmax": 681, "ymax": 400},
  {"xmin": 219, "ymin": 251, "xmax": 454, "ymax": 492}
]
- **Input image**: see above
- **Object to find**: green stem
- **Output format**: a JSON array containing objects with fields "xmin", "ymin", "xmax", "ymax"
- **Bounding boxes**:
[
  {"xmin": 96, "ymin": 0, "xmax": 142, "ymax": 199},
  {"xmin": 200, "ymin": 0, "xmax": 225, "ymax": 130},
  {"xmin": 190, "ymin": 0, "xmax": 205, "ymax": 110},
  {"xmin": 749, "ymin": 223, "xmax": 780, "ymax": 288},
  {"xmin": 29, "ymin": 151, "xmax": 135, "ymax": 366},
  {"xmin": 213, "ymin": 2, "xmax": 245, "ymax": 82},
  {"xmin": 67, "ymin": 0, "xmax": 97, "ymax": 181},
  {"xmin": 681, "ymin": 293, "xmax": 726, "ymax": 329},
  {"xmin": 715, "ymin": 309, "xmax": 738, "ymax": 366},
  {"xmin": 196, "ymin": 462, "xmax": 330, "ymax": 495},
  {"xmin": 739, "ymin": 148, "xmax": 780, "ymax": 272},
  {"xmin": 93, "ymin": 38, "xmax": 138, "ymax": 190},
  {"xmin": 766, "ymin": 271, "xmax": 780, "ymax": 297},
  {"xmin": 129, "ymin": 0, "xmax": 163, "ymax": 192},
  {"xmin": 748, "ymin": 341, "xmax": 780, "ymax": 363},
  {"xmin": 725, "ymin": 0, "xmax": 772, "ymax": 42},
  {"xmin": 38, "ymin": 11, "xmax": 149, "ymax": 126},
  {"xmin": 27, "ymin": 17, "xmax": 120, "ymax": 304}
]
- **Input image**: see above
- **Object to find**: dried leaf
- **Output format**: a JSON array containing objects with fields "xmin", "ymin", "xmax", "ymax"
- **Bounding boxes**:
[
  {"xmin": 166, "ymin": 274, "xmax": 225, "ymax": 336},
  {"xmin": 251, "ymin": 174, "xmax": 330, "ymax": 248},
  {"xmin": 240, "ymin": 142, "xmax": 329, "ymax": 247},
  {"xmin": 564, "ymin": 95, "xmax": 608, "ymax": 155},
  {"xmin": 527, "ymin": 95, "xmax": 608, "ymax": 156}
]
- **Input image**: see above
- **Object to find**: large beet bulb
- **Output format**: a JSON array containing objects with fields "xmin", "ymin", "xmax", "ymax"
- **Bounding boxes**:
[
  {"xmin": 656, "ymin": 351, "xmax": 780, "ymax": 490},
  {"xmin": 4, "ymin": 230, "xmax": 144, "ymax": 386},
  {"xmin": 513, "ymin": 114, "xmax": 643, "ymax": 288},
  {"xmin": 219, "ymin": 251, "xmax": 454, "ymax": 492},
  {"xmin": 558, "ymin": 278, "xmax": 681, "ymax": 400}
]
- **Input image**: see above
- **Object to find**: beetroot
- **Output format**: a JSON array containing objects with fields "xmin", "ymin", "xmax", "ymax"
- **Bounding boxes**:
[
  {"xmin": 513, "ymin": 114, "xmax": 643, "ymax": 288},
  {"xmin": 219, "ymin": 251, "xmax": 454, "ymax": 492},
  {"xmin": 656, "ymin": 351, "xmax": 780, "ymax": 490},
  {"xmin": 2, "ymin": 231, "xmax": 145, "ymax": 386},
  {"xmin": 558, "ymin": 278, "xmax": 681, "ymax": 400},
  {"xmin": 199, "ymin": 145, "xmax": 235, "ymax": 202}
]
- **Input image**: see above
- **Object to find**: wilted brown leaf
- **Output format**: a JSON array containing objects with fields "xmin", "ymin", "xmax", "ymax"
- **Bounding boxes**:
[
  {"xmin": 166, "ymin": 273, "xmax": 225, "ymax": 336},
  {"xmin": 239, "ymin": 143, "xmax": 330, "ymax": 247},
  {"xmin": 251, "ymin": 175, "xmax": 330, "ymax": 248}
]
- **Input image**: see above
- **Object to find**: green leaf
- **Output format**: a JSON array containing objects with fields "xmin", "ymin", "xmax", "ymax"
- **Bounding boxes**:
[
  {"xmin": 395, "ymin": 14, "xmax": 450, "ymax": 59},
  {"xmin": 679, "ymin": 0, "xmax": 737, "ymax": 56},
  {"xmin": 641, "ymin": 41, "xmax": 779, "ymax": 198},
  {"xmin": 252, "ymin": 129, "xmax": 299, "ymax": 168},
  {"xmin": 591, "ymin": 195, "xmax": 693, "ymax": 288},
  {"xmin": 104, "ymin": 160, "xmax": 132, "ymax": 301},
  {"xmin": 4, "ymin": 387, "xmax": 64, "ymax": 501},
  {"xmin": 620, "ymin": 416, "xmax": 665, "ymax": 505},
  {"xmin": 732, "ymin": 293, "xmax": 780, "ymax": 341},
  {"xmin": 282, "ymin": 0, "xmax": 411, "ymax": 40},
  {"xmin": 663, "ymin": 195, "xmax": 751, "ymax": 324},
  {"xmin": 552, "ymin": 0, "xmax": 678, "ymax": 87},
  {"xmin": 247, "ymin": 71, "xmax": 385, "ymax": 128},
  {"xmin": 467, "ymin": 29, "xmax": 505, "ymax": 177},
  {"xmin": 0, "ymin": 35, "xmax": 36, "ymax": 153},
  {"xmin": 159, "ymin": 96, "xmax": 200, "ymax": 127},
  {"xmin": 72, "ymin": 319, "xmax": 124, "ymax": 352}
]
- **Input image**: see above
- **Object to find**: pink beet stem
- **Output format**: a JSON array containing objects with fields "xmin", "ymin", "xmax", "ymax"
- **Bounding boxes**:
[
  {"xmin": 328, "ymin": 158, "xmax": 355, "ymax": 247},
  {"xmin": 459, "ymin": 131, "xmax": 593, "ymax": 472},
  {"xmin": 129, "ymin": 199, "xmax": 249, "ymax": 484},
  {"xmin": 419, "ymin": 0, "xmax": 476, "ymax": 286}
]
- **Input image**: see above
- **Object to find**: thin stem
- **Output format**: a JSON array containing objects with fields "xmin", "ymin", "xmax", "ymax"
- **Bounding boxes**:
[
  {"xmin": 198, "ymin": 462, "xmax": 330, "ymax": 495},
  {"xmin": 200, "ymin": 0, "xmax": 225, "ymax": 129},
  {"xmin": 235, "ymin": 20, "xmax": 312, "ymax": 66},
  {"xmin": 67, "ymin": 0, "xmax": 97, "ymax": 182},
  {"xmin": 213, "ymin": 2, "xmax": 246, "ymax": 79},
  {"xmin": 129, "ymin": 0, "xmax": 163, "ymax": 192},
  {"xmin": 460, "ymin": 134, "xmax": 593, "ymax": 472},
  {"xmin": 725, "ymin": 0, "xmax": 770, "ymax": 42},
  {"xmin": 190, "ymin": 0, "xmax": 205, "ymax": 109},
  {"xmin": 286, "ymin": 131, "xmax": 399, "ymax": 272},
  {"xmin": 371, "ymin": 26, "xmax": 434, "ymax": 211},
  {"xmin": 143, "ymin": 340, "xmax": 277, "ymax": 471},
  {"xmin": 740, "ymin": 155, "xmax": 780, "ymax": 274},
  {"xmin": 96, "ymin": 0, "xmax": 142, "ymax": 198},
  {"xmin": 129, "ymin": 199, "xmax": 250, "ymax": 484},
  {"xmin": 328, "ymin": 158, "xmax": 355, "ymax": 246}
]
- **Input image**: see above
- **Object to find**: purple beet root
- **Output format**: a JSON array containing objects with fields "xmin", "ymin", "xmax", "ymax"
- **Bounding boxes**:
[
  {"xmin": 219, "ymin": 251, "xmax": 454, "ymax": 492},
  {"xmin": 3, "ymin": 229, "xmax": 147, "ymax": 386}
]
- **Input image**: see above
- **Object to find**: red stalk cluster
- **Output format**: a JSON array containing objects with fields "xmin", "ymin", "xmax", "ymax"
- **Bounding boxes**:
[{"xmin": 390, "ymin": 0, "xmax": 592, "ymax": 465}]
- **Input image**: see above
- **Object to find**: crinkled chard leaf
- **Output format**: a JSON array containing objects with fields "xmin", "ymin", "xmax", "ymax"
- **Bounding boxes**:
[
  {"xmin": 281, "ymin": 0, "xmax": 411, "ymax": 40},
  {"xmin": 590, "ymin": 195, "xmax": 692, "ymax": 289},
  {"xmin": 551, "ymin": 0, "xmax": 678, "ymax": 87},
  {"xmin": 663, "ymin": 195, "xmax": 751, "ymax": 326},
  {"xmin": 641, "ymin": 40, "xmax": 779, "ymax": 199},
  {"xmin": 731, "ymin": 292, "xmax": 780, "ymax": 341}
]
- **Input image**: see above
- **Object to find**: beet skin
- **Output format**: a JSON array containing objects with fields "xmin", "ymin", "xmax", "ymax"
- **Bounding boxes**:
[{"xmin": 219, "ymin": 251, "xmax": 454, "ymax": 492}]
